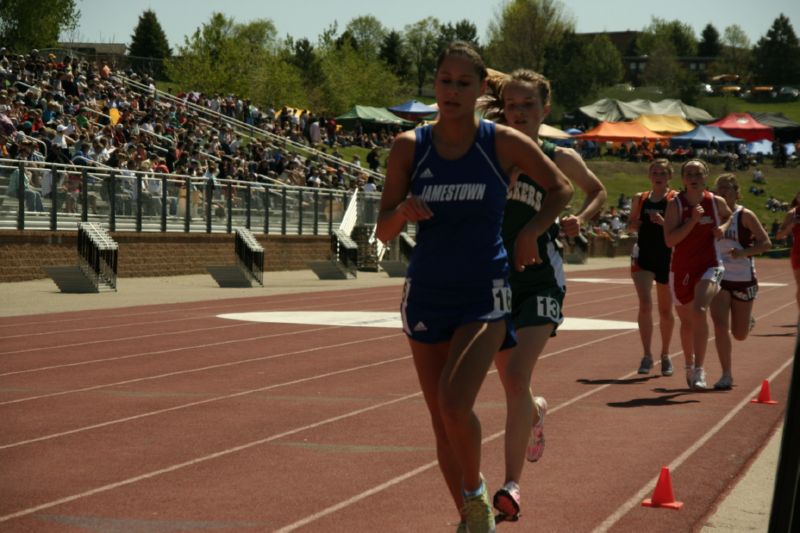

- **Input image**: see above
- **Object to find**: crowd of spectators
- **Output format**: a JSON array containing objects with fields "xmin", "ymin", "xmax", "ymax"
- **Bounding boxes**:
[{"xmin": 1, "ymin": 48, "xmax": 392, "ymax": 217}]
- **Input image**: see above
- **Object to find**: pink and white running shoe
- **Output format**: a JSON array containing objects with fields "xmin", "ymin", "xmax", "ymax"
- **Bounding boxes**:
[
  {"xmin": 493, "ymin": 481, "xmax": 521, "ymax": 521},
  {"xmin": 526, "ymin": 396, "xmax": 548, "ymax": 462}
]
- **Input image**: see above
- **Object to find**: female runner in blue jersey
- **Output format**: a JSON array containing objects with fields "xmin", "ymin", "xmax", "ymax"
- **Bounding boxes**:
[{"xmin": 377, "ymin": 42, "xmax": 572, "ymax": 533}]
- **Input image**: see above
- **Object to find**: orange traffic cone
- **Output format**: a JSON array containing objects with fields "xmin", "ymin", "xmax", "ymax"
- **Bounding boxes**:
[
  {"xmin": 750, "ymin": 379, "xmax": 778, "ymax": 404},
  {"xmin": 642, "ymin": 466, "xmax": 684, "ymax": 510}
]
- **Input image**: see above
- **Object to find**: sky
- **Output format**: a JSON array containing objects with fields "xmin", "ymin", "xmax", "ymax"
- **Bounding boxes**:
[{"xmin": 71, "ymin": 0, "xmax": 800, "ymax": 49}]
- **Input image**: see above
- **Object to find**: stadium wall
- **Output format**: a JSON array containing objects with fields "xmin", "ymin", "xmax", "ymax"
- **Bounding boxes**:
[{"xmin": 0, "ymin": 231, "xmax": 330, "ymax": 282}]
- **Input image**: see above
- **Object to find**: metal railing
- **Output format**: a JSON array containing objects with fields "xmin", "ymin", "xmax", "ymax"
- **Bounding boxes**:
[{"xmin": 0, "ymin": 159, "xmax": 381, "ymax": 236}]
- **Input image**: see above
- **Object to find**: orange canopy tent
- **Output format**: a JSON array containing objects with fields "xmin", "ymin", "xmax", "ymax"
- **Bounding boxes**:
[{"xmin": 575, "ymin": 121, "xmax": 670, "ymax": 142}]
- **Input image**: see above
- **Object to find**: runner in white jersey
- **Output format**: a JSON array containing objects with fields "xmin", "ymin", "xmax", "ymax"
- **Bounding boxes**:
[{"xmin": 710, "ymin": 174, "xmax": 772, "ymax": 390}]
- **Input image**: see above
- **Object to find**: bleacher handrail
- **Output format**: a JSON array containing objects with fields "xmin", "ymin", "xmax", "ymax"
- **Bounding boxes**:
[
  {"xmin": 116, "ymin": 73, "xmax": 386, "ymax": 184},
  {"xmin": 339, "ymin": 190, "xmax": 359, "ymax": 236}
]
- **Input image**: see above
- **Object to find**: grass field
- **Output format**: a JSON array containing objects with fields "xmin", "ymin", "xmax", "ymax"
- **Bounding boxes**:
[{"xmin": 577, "ymin": 159, "xmax": 800, "ymax": 228}]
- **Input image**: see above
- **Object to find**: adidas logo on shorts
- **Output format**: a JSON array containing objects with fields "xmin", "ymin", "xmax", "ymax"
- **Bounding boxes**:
[
  {"xmin": 413, "ymin": 321, "xmax": 428, "ymax": 332},
  {"xmin": 419, "ymin": 168, "xmax": 434, "ymax": 179}
]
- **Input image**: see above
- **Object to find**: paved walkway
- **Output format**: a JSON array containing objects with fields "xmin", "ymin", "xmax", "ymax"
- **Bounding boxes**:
[{"xmin": 0, "ymin": 255, "xmax": 780, "ymax": 530}]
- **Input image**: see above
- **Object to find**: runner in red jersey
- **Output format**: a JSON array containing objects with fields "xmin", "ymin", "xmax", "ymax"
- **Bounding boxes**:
[
  {"xmin": 664, "ymin": 159, "xmax": 731, "ymax": 390},
  {"xmin": 775, "ymin": 191, "xmax": 800, "ymax": 319}
]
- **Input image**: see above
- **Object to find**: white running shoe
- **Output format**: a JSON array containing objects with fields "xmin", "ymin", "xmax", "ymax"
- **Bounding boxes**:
[
  {"xmin": 692, "ymin": 367, "xmax": 707, "ymax": 390},
  {"xmin": 526, "ymin": 396, "xmax": 547, "ymax": 462},
  {"xmin": 685, "ymin": 365, "xmax": 694, "ymax": 388}
]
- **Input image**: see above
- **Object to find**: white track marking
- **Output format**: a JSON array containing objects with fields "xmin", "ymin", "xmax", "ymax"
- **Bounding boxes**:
[
  {"xmin": 0, "ymin": 287, "xmax": 791, "ymax": 528},
  {"xmin": 593, "ymin": 355, "xmax": 794, "ymax": 532},
  {"xmin": 0, "ymin": 333, "xmax": 402, "ymax": 406},
  {"xmin": 218, "ymin": 311, "xmax": 638, "ymax": 331}
]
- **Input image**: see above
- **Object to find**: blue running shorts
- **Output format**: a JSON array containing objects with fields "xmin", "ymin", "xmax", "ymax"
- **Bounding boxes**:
[{"xmin": 401, "ymin": 277, "xmax": 517, "ymax": 350}]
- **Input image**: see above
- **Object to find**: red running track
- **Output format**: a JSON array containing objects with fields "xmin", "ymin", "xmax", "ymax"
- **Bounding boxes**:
[{"xmin": 0, "ymin": 261, "xmax": 794, "ymax": 532}]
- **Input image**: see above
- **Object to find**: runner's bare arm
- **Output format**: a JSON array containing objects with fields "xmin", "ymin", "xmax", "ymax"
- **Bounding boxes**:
[
  {"xmin": 554, "ymin": 147, "xmax": 606, "ymax": 237},
  {"xmin": 733, "ymin": 209, "xmax": 772, "ymax": 259},
  {"xmin": 376, "ymin": 131, "xmax": 432, "ymax": 243}
]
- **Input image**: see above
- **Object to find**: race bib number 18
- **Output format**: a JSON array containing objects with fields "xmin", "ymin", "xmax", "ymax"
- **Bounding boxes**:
[{"xmin": 493, "ymin": 287, "xmax": 512, "ymax": 313}]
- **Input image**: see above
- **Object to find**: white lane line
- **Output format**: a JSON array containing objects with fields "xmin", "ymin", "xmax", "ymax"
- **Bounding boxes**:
[
  {"xmin": 1, "ymin": 293, "xmax": 792, "ymax": 528},
  {"xmin": 0, "ymin": 332, "xmax": 403, "ymax": 406},
  {"xmin": 0, "ymin": 294, "xmax": 400, "ymax": 340},
  {"xmin": 0, "ymin": 289, "xmax": 402, "ymax": 330},
  {"xmin": 0, "ymin": 351, "xmax": 410, "ymax": 451},
  {"xmin": 0, "ymin": 325, "xmax": 356, "ymax": 378},
  {"xmin": 276, "ymin": 299, "xmax": 796, "ymax": 532},
  {"xmin": 1, "ymin": 288, "xmax": 642, "ymax": 377},
  {"xmin": 593, "ymin": 356, "xmax": 793, "ymax": 532},
  {"xmin": 0, "ymin": 388, "xmax": 422, "ymax": 524}
]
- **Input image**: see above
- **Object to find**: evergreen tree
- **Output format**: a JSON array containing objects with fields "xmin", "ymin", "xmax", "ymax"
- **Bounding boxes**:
[
  {"xmin": 753, "ymin": 14, "xmax": 800, "ymax": 84},
  {"xmin": 698, "ymin": 23, "xmax": 721, "ymax": 57},
  {"xmin": 128, "ymin": 10, "xmax": 172, "ymax": 80},
  {"xmin": 379, "ymin": 30, "xmax": 411, "ymax": 80},
  {"xmin": 0, "ymin": 0, "xmax": 79, "ymax": 52}
]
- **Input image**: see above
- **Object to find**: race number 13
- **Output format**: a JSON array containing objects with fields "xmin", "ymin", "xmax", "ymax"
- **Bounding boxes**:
[{"xmin": 536, "ymin": 296, "xmax": 560, "ymax": 321}]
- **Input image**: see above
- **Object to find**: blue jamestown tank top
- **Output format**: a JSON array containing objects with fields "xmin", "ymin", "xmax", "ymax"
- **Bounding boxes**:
[{"xmin": 406, "ymin": 120, "xmax": 512, "ymax": 285}]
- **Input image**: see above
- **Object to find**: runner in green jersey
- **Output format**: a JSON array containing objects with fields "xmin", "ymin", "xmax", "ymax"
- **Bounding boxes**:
[{"xmin": 480, "ymin": 69, "xmax": 607, "ymax": 522}]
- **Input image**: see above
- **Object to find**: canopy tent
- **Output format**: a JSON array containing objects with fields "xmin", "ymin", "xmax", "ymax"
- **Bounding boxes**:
[
  {"xmin": 539, "ymin": 123, "xmax": 572, "ymax": 139},
  {"xmin": 747, "ymin": 140, "xmax": 797, "ymax": 156},
  {"xmin": 578, "ymin": 98, "xmax": 714, "ymax": 123},
  {"xmin": 670, "ymin": 125, "xmax": 745, "ymax": 147},
  {"xmin": 334, "ymin": 105, "xmax": 415, "ymax": 130},
  {"xmin": 747, "ymin": 139, "xmax": 773, "ymax": 155},
  {"xmin": 633, "ymin": 114, "xmax": 695, "ymax": 134},
  {"xmin": 748, "ymin": 112, "xmax": 800, "ymax": 142},
  {"xmin": 387, "ymin": 99, "xmax": 438, "ymax": 120},
  {"xmin": 574, "ymin": 121, "xmax": 669, "ymax": 142},
  {"xmin": 707, "ymin": 113, "xmax": 773, "ymax": 142}
]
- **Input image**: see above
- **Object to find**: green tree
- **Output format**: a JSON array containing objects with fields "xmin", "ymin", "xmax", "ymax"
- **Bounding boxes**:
[
  {"xmin": 379, "ymin": 30, "xmax": 411, "ymax": 80},
  {"xmin": 317, "ymin": 42, "xmax": 406, "ymax": 114},
  {"xmin": 127, "ymin": 10, "xmax": 172, "ymax": 80},
  {"xmin": 698, "ymin": 23, "xmax": 721, "ymax": 57},
  {"xmin": 344, "ymin": 15, "xmax": 386, "ymax": 61},
  {"xmin": 485, "ymin": 0, "xmax": 574, "ymax": 73},
  {"xmin": 437, "ymin": 20, "xmax": 480, "ymax": 57},
  {"xmin": 637, "ymin": 17, "xmax": 698, "ymax": 57},
  {"xmin": 544, "ymin": 32, "xmax": 622, "ymax": 110},
  {"xmin": 588, "ymin": 34, "xmax": 624, "ymax": 88},
  {"xmin": 711, "ymin": 24, "xmax": 752, "ymax": 80},
  {"xmin": 0, "ymin": 0, "xmax": 79, "ymax": 52},
  {"xmin": 404, "ymin": 17, "xmax": 441, "ymax": 96},
  {"xmin": 753, "ymin": 14, "xmax": 800, "ymax": 84},
  {"xmin": 165, "ymin": 13, "xmax": 305, "ymax": 109},
  {"xmin": 640, "ymin": 37, "xmax": 683, "ymax": 90}
]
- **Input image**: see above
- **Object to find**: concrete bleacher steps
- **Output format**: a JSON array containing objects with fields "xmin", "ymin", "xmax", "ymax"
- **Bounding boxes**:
[
  {"xmin": 307, "ymin": 260, "xmax": 356, "ymax": 280},
  {"xmin": 206, "ymin": 265, "xmax": 260, "ymax": 288},
  {"xmin": 44, "ymin": 265, "xmax": 115, "ymax": 293}
]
